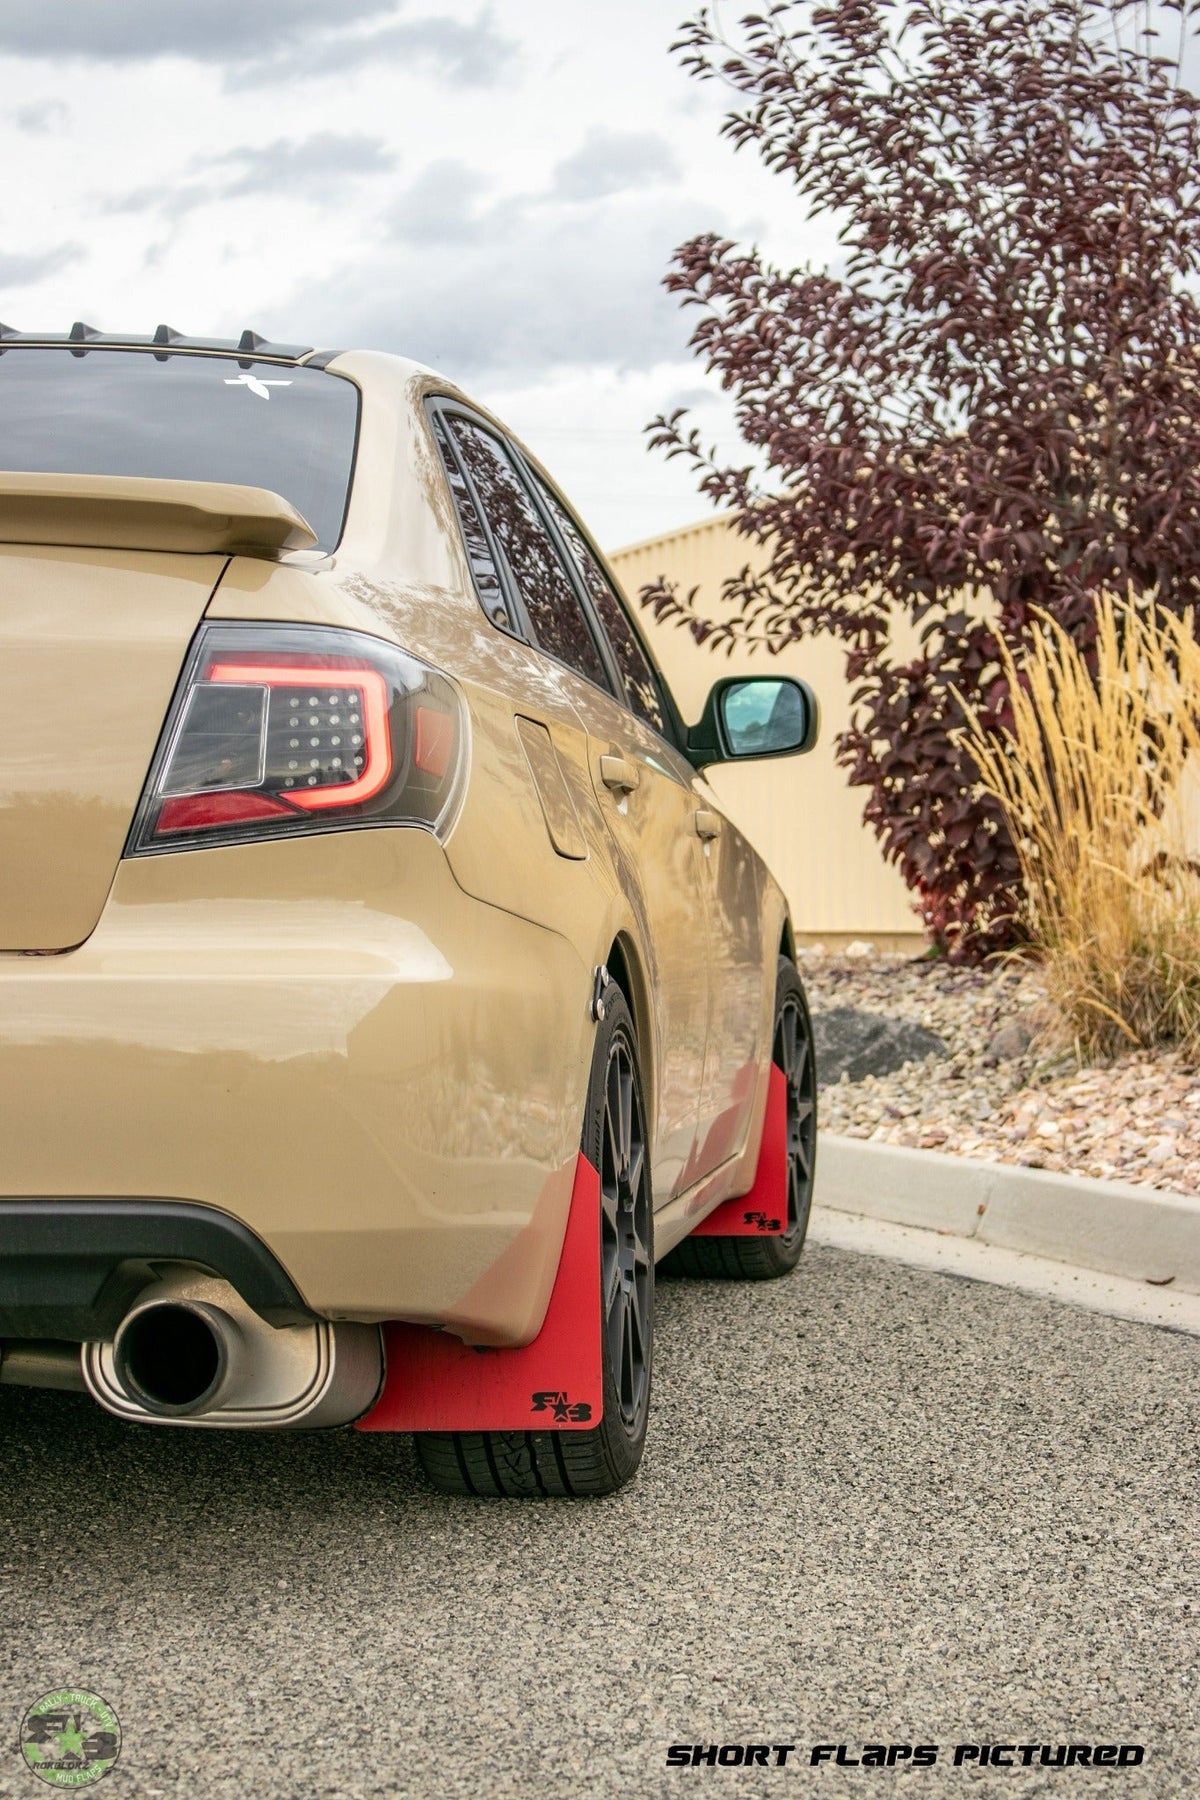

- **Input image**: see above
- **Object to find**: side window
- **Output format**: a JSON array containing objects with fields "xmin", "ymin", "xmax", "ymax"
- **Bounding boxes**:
[
  {"xmin": 535, "ymin": 478, "xmax": 668, "ymax": 735},
  {"xmin": 430, "ymin": 412, "xmax": 511, "ymax": 632},
  {"xmin": 443, "ymin": 413, "xmax": 611, "ymax": 691}
]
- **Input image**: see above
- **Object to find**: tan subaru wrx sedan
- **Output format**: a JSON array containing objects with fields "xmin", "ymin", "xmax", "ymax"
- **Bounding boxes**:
[{"xmin": 0, "ymin": 325, "xmax": 819, "ymax": 1496}]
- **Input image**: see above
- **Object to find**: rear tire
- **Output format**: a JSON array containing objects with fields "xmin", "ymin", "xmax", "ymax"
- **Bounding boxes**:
[
  {"xmin": 660, "ymin": 955, "xmax": 817, "ymax": 1281},
  {"xmin": 414, "ymin": 984, "xmax": 653, "ymax": 1497}
]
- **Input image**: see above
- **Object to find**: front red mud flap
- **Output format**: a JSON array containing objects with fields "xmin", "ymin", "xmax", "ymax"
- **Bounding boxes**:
[
  {"xmin": 356, "ymin": 1154, "xmax": 603, "ymax": 1434},
  {"xmin": 691, "ymin": 1062, "xmax": 788, "ymax": 1237}
]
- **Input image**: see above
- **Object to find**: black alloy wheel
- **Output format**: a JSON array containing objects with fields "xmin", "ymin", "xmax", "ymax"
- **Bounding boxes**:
[
  {"xmin": 774, "ymin": 976, "xmax": 818, "ymax": 1255},
  {"xmin": 414, "ymin": 981, "xmax": 653, "ymax": 1497},
  {"xmin": 659, "ymin": 955, "xmax": 818, "ymax": 1281},
  {"xmin": 601, "ymin": 1027, "xmax": 652, "ymax": 1438}
]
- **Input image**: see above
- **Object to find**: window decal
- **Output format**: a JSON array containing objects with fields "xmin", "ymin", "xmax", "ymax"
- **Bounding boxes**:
[{"xmin": 223, "ymin": 373, "xmax": 294, "ymax": 400}]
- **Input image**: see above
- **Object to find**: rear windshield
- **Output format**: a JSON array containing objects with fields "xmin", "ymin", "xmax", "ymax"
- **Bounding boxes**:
[{"xmin": 0, "ymin": 347, "xmax": 359, "ymax": 550}]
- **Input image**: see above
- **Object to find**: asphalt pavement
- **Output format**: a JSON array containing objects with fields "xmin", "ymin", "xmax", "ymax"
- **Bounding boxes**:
[{"xmin": 1, "ymin": 1241, "xmax": 1196, "ymax": 1799}]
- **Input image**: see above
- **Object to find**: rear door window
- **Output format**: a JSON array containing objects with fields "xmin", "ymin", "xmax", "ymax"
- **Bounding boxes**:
[
  {"xmin": 531, "ymin": 476, "xmax": 668, "ymax": 736},
  {"xmin": 0, "ymin": 347, "xmax": 359, "ymax": 550},
  {"xmin": 440, "ymin": 412, "xmax": 612, "ymax": 692}
]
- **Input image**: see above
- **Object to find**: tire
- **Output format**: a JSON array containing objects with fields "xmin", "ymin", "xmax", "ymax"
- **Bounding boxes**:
[
  {"xmin": 414, "ymin": 984, "xmax": 653, "ymax": 1498},
  {"xmin": 660, "ymin": 955, "xmax": 817, "ymax": 1281}
]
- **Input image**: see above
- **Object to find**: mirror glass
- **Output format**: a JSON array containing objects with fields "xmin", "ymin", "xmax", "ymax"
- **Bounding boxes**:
[{"xmin": 719, "ymin": 678, "xmax": 809, "ymax": 758}]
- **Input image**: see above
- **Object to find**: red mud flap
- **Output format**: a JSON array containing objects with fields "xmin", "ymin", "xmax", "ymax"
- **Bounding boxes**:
[
  {"xmin": 691, "ymin": 1062, "xmax": 787, "ymax": 1237},
  {"xmin": 356, "ymin": 1154, "xmax": 603, "ymax": 1434}
]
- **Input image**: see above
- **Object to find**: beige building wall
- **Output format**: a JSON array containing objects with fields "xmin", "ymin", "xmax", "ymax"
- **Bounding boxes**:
[{"xmin": 608, "ymin": 513, "xmax": 924, "ymax": 948}]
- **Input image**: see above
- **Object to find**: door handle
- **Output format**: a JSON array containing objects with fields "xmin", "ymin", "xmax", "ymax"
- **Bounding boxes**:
[
  {"xmin": 693, "ymin": 808, "xmax": 722, "ymax": 840},
  {"xmin": 599, "ymin": 754, "xmax": 640, "ymax": 795}
]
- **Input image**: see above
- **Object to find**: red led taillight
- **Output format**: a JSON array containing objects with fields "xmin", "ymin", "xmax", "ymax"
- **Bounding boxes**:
[
  {"xmin": 127, "ymin": 623, "xmax": 467, "ymax": 854},
  {"xmin": 414, "ymin": 706, "xmax": 454, "ymax": 779},
  {"xmin": 204, "ymin": 660, "xmax": 393, "ymax": 810},
  {"xmin": 155, "ymin": 791, "xmax": 298, "ymax": 834}
]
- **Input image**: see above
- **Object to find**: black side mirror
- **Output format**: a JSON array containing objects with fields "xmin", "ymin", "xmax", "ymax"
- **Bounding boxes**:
[{"xmin": 686, "ymin": 676, "xmax": 820, "ymax": 769}]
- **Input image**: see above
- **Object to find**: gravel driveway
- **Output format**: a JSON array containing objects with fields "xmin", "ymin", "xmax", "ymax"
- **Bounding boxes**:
[{"xmin": 1, "ymin": 1244, "xmax": 1196, "ymax": 1798}]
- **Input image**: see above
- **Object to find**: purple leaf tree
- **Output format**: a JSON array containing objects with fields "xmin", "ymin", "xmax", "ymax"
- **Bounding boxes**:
[{"xmin": 646, "ymin": 0, "xmax": 1200, "ymax": 956}]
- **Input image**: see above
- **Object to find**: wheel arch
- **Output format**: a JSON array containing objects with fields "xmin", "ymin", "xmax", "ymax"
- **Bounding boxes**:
[{"xmin": 604, "ymin": 932, "xmax": 655, "ymax": 1146}]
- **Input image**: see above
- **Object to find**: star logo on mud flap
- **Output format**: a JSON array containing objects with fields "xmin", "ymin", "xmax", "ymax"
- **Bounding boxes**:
[
  {"xmin": 531, "ymin": 1390, "xmax": 593, "ymax": 1423},
  {"xmin": 743, "ymin": 1210, "xmax": 781, "ymax": 1232}
]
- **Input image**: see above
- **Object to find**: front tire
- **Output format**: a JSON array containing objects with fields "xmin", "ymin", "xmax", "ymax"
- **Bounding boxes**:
[
  {"xmin": 660, "ymin": 955, "xmax": 817, "ymax": 1281},
  {"xmin": 414, "ymin": 984, "xmax": 653, "ymax": 1497}
]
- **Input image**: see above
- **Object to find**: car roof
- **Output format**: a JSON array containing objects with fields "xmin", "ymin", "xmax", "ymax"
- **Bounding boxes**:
[{"xmin": 0, "ymin": 328, "xmax": 628, "ymax": 596}]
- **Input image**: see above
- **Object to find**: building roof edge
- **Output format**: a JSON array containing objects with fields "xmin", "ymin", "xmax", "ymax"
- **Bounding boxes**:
[{"xmin": 606, "ymin": 508, "xmax": 739, "ymax": 562}]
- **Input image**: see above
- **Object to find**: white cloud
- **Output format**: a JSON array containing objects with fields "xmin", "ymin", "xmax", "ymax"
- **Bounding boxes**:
[
  {"xmin": 0, "ymin": 0, "xmax": 393, "ymax": 62},
  {"xmin": 207, "ymin": 133, "xmax": 397, "ymax": 199},
  {"xmin": 0, "ymin": 244, "xmax": 83, "ymax": 295},
  {"xmin": 386, "ymin": 160, "xmax": 490, "ymax": 245},
  {"xmin": 293, "ymin": 165, "xmax": 719, "ymax": 381},
  {"xmin": 223, "ymin": 12, "xmax": 515, "ymax": 90},
  {"xmin": 106, "ymin": 133, "xmax": 397, "ymax": 219},
  {"xmin": 0, "ymin": 0, "xmax": 838, "ymax": 543},
  {"xmin": 11, "ymin": 100, "xmax": 69, "ymax": 133},
  {"xmin": 551, "ymin": 127, "xmax": 681, "ymax": 203},
  {"xmin": 0, "ymin": 1, "xmax": 515, "ymax": 90}
]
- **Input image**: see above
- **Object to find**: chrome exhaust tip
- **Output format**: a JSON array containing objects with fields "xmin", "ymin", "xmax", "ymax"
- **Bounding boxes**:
[
  {"xmin": 86, "ymin": 1269, "xmax": 383, "ymax": 1429},
  {"xmin": 113, "ymin": 1299, "xmax": 240, "ymax": 1417}
]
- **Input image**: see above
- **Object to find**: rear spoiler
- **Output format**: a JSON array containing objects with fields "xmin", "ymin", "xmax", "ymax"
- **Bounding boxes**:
[{"xmin": 0, "ymin": 472, "xmax": 319, "ymax": 558}]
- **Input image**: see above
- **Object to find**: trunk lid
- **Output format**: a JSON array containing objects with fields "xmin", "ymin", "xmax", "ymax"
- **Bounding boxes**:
[{"xmin": 0, "ymin": 542, "xmax": 228, "ymax": 949}]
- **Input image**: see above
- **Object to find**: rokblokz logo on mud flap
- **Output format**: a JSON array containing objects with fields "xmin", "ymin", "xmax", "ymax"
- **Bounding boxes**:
[
  {"xmin": 530, "ymin": 1390, "xmax": 592, "ymax": 1422},
  {"xmin": 19, "ymin": 1690, "xmax": 120, "ymax": 1787}
]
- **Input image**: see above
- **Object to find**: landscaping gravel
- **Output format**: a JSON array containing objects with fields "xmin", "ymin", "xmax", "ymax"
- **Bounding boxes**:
[{"xmin": 801, "ymin": 944, "xmax": 1200, "ymax": 1196}]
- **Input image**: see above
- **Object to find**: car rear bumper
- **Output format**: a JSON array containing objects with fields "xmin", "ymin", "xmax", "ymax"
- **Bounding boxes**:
[{"xmin": 0, "ymin": 829, "xmax": 593, "ymax": 1347}]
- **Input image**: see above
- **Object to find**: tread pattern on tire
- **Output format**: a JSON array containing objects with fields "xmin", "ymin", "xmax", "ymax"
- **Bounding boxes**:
[
  {"xmin": 414, "ymin": 1423, "xmax": 630, "ymax": 1499},
  {"xmin": 658, "ymin": 1230, "xmax": 792, "ymax": 1281}
]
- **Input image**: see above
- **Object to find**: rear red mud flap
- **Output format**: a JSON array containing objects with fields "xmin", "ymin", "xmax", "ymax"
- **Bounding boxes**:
[
  {"xmin": 356, "ymin": 1154, "xmax": 603, "ymax": 1434},
  {"xmin": 691, "ymin": 1062, "xmax": 787, "ymax": 1237}
]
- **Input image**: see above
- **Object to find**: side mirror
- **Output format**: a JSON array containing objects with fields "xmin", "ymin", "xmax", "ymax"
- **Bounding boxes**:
[{"xmin": 686, "ymin": 676, "xmax": 820, "ymax": 769}]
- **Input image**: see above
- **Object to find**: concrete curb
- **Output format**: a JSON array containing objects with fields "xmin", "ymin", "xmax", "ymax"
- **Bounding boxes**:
[{"xmin": 814, "ymin": 1136, "xmax": 1200, "ymax": 1295}]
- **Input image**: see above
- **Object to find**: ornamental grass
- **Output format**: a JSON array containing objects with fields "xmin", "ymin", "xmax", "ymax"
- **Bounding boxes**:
[{"xmin": 958, "ymin": 593, "xmax": 1200, "ymax": 1061}]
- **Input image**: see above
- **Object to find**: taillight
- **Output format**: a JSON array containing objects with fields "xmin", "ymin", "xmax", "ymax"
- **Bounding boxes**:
[{"xmin": 127, "ymin": 623, "xmax": 468, "ymax": 854}]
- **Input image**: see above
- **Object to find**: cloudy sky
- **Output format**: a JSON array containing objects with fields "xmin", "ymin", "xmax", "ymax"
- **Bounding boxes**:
[{"xmin": 0, "ymin": 0, "xmax": 837, "ymax": 549}]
